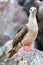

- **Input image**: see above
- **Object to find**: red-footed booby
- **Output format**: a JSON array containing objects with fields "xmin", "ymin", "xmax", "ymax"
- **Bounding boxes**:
[
  {"xmin": 6, "ymin": 7, "xmax": 38, "ymax": 58},
  {"xmin": 21, "ymin": 7, "xmax": 38, "ymax": 51}
]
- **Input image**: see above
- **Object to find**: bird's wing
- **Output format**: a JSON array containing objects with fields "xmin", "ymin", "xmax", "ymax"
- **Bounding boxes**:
[
  {"xmin": 17, "ymin": 26, "xmax": 23, "ymax": 33},
  {"xmin": 6, "ymin": 25, "xmax": 28, "ymax": 58},
  {"xmin": 17, "ymin": 24, "xmax": 26, "ymax": 33},
  {"xmin": 13, "ymin": 25, "xmax": 28, "ymax": 48},
  {"xmin": 21, "ymin": 28, "xmax": 37, "ymax": 46}
]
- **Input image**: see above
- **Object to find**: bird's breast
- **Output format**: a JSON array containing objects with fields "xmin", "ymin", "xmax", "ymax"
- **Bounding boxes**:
[{"xmin": 27, "ymin": 17, "xmax": 38, "ymax": 33}]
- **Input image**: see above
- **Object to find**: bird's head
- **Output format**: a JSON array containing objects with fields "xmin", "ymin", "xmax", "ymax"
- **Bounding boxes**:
[{"xmin": 29, "ymin": 7, "xmax": 37, "ymax": 17}]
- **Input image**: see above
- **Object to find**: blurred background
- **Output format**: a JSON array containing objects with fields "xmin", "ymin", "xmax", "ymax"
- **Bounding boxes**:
[
  {"xmin": 0, "ymin": 0, "xmax": 43, "ymax": 56},
  {"xmin": 0, "ymin": 0, "xmax": 43, "ymax": 64}
]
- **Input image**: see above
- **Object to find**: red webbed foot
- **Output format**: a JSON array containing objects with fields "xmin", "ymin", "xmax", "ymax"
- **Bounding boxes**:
[{"xmin": 23, "ymin": 46, "xmax": 36, "ymax": 52}]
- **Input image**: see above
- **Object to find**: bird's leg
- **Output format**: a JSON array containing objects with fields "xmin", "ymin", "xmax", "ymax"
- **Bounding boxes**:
[{"xmin": 23, "ymin": 45, "xmax": 36, "ymax": 52}]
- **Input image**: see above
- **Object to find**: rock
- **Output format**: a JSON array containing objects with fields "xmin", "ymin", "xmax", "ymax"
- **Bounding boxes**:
[
  {"xmin": 35, "ymin": 26, "xmax": 43, "ymax": 51},
  {"xmin": 23, "ymin": 0, "xmax": 40, "ymax": 15},
  {"xmin": 10, "ymin": 0, "xmax": 17, "ymax": 4},
  {"xmin": 35, "ymin": 2, "xmax": 43, "ymax": 51},
  {"xmin": 0, "ymin": 48, "xmax": 43, "ymax": 65},
  {"xmin": 24, "ymin": 0, "xmax": 40, "ymax": 6},
  {"xmin": 35, "ymin": 24, "xmax": 43, "ymax": 51},
  {"xmin": 0, "ymin": 0, "xmax": 10, "ymax": 12},
  {"xmin": 38, "ymin": 5, "xmax": 43, "ymax": 21},
  {"xmin": 0, "ymin": 39, "xmax": 13, "ymax": 58},
  {"xmin": 0, "ymin": 3, "xmax": 28, "ymax": 40},
  {"xmin": 18, "ymin": 0, "xmax": 25, "ymax": 5},
  {"xmin": 0, "ymin": 62, "xmax": 10, "ymax": 65},
  {"xmin": 13, "ymin": 3, "xmax": 28, "ymax": 24},
  {"xmin": 13, "ymin": 48, "xmax": 43, "ymax": 65},
  {"xmin": 0, "ymin": 34, "xmax": 10, "ymax": 46},
  {"xmin": 4, "ymin": 39, "xmax": 13, "ymax": 57},
  {"xmin": 38, "ymin": 21, "xmax": 43, "ymax": 28}
]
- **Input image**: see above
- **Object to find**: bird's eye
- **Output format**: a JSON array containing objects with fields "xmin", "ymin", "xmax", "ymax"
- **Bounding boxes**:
[
  {"xmin": 34, "ymin": 9, "xmax": 37, "ymax": 12},
  {"xmin": 30, "ymin": 9, "xmax": 32, "ymax": 11}
]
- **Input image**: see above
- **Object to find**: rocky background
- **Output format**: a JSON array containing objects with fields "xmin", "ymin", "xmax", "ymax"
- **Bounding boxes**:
[{"xmin": 0, "ymin": 0, "xmax": 43, "ymax": 65}]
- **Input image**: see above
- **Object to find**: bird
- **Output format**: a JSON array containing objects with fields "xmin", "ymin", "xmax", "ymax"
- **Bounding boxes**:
[
  {"xmin": 7, "ymin": 7, "xmax": 38, "ymax": 58},
  {"xmin": 20, "ymin": 7, "xmax": 38, "ymax": 51}
]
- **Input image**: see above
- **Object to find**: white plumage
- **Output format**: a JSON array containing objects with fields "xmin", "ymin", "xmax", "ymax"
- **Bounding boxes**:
[{"xmin": 21, "ymin": 7, "xmax": 38, "ymax": 46}]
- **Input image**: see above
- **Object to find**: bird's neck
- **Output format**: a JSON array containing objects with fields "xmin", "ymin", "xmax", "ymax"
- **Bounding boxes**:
[
  {"xmin": 27, "ymin": 13, "xmax": 37, "ymax": 26},
  {"xmin": 30, "ymin": 13, "xmax": 36, "ymax": 17},
  {"xmin": 26, "ymin": 13, "xmax": 38, "ymax": 32}
]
